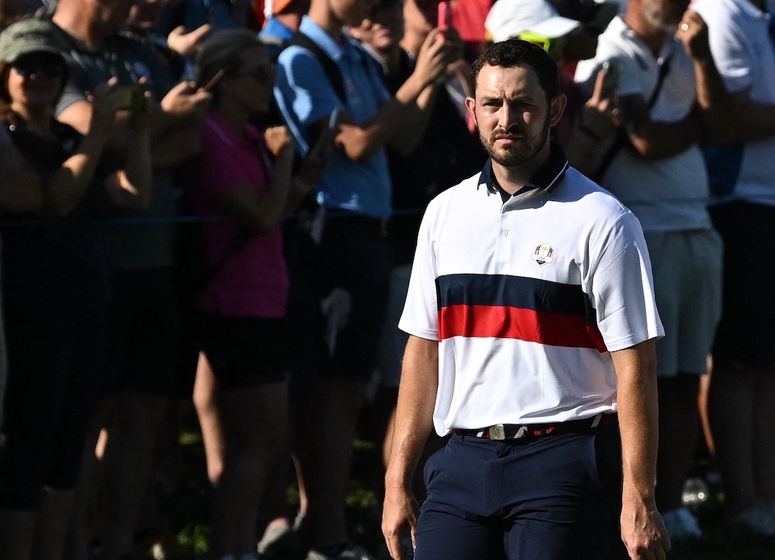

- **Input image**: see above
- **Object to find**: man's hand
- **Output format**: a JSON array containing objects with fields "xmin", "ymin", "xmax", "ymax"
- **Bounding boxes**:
[
  {"xmin": 676, "ymin": 11, "xmax": 712, "ymax": 63},
  {"xmin": 167, "ymin": 23, "xmax": 212, "ymax": 58},
  {"xmin": 579, "ymin": 65, "xmax": 621, "ymax": 139},
  {"xmin": 160, "ymin": 80, "xmax": 212, "ymax": 120},
  {"xmin": 620, "ymin": 491, "xmax": 671, "ymax": 560},
  {"xmin": 382, "ymin": 483, "xmax": 419, "ymax": 560},
  {"xmin": 412, "ymin": 28, "xmax": 458, "ymax": 89}
]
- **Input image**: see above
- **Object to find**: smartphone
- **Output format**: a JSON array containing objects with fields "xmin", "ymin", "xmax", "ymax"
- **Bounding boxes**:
[
  {"xmin": 200, "ymin": 69, "xmax": 225, "ymax": 92},
  {"xmin": 117, "ymin": 85, "xmax": 146, "ymax": 111},
  {"xmin": 601, "ymin": 60, "xmax": 619, "ymax": 98},
  {"xmin": 437, "ymin": 0, "xmax": 451, "ymax": 39}
]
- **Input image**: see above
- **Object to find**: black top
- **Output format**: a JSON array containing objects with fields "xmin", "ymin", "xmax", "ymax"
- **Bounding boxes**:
[{"xmin": 2, "ymin": 119, "xmax": 113, "ymax": 307}]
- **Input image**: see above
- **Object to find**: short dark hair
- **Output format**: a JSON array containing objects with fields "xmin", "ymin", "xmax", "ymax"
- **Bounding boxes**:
[{"xmin": 470, "ymin": 39, "xmax": 561, "ymax": 100}]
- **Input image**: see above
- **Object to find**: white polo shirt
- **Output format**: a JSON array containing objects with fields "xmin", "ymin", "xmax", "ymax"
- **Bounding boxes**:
[
  {"xmin": 692, "ymin": 0, "xmax": 775, "ymax": 207},
  {"xmin": 575, "ymin": 16, "xmax": 711, "ymax": 233},
  {"xmin": 399, "ymin": 148, "xmax": 663, "ymax": 436}
]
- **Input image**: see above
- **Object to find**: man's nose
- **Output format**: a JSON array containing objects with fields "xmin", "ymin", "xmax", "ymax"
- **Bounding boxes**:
[{"xmin": 497, "ymin": 103, "xmax": 520, "ymax": 130}]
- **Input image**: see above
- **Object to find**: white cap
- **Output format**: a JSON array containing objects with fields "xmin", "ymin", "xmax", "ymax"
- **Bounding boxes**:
[{"xmin": 485, "ymin": 0, "xmax": 581, "ymax": 43}]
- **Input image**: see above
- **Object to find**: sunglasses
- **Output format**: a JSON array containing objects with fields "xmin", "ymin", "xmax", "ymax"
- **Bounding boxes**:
[{"xmin": 12, "ymin": 54, "xmax": 66, "ymax": 79}]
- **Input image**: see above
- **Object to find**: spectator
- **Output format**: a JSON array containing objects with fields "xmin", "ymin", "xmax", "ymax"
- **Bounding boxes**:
[
  {"xmin": 349, "ymin": 0, "xmax": 486, "ymax": 484},
  {"xmin": 45, "ymin": 0, "xmax": 210, "ymax": 557},
  {"xmin": 0, "ymin": 17, "xmax": 151, "ymax": 559},
  {"xmin": 451, "ymin": 0, "xmax": 494, "ymax": 60},
  {"xmin": 273, "ymin": 0, "xmax": 456, "ymax": 556},
  {"xmin": 192, "ymin": 29, "xmax": 315, "ymax": 560},
  {"xmin": 692, "ymin": 0, "xmax": 775, "ymax": 536},
  {"xmin": 0, "ymin": 124, "xmax": 43, "ymax": 433},
  {"xmin": 574, "ymin": 0, "xmax": 730, "ymax": 542},
  {"xmin": 260, "ymin": 0, "xmax": 310, "ymax": 54}
]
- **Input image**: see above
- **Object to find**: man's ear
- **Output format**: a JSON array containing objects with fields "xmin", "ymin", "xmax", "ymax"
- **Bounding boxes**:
[
  {"xmin": 464, "ymin": 96, "xmax": 477, "ymax": 127},
  {"xmin": 549, "ymin": 94, "xmax": 567, "ymax": 127}
]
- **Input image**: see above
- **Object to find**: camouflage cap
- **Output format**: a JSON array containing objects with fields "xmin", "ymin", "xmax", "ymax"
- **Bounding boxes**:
[{"xmin": 0, "ymin": 18, "xmax": 67, "ymax": 64}]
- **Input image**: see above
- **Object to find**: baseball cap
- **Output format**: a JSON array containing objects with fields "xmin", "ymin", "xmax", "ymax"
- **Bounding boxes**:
[
  {"xmin": 485, "ymin": 0, "xmax": 580, "ymax": 43},
  {"xmin": 0, "ymin": 18, "xmax": 67, "ymax": 64}
]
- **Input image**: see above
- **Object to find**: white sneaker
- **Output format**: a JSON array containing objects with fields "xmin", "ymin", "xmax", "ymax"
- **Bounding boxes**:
[{"xmin": 663, "ymin": 507, "xmax": 703, "ymax": 541}]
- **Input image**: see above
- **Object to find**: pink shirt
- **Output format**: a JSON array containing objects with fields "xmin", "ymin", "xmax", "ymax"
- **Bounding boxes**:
[{"xmin": 193, "ymin": 112, "xmax": 289, "ymax": 318}]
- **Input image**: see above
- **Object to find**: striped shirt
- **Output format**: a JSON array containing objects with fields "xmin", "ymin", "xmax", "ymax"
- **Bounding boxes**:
[{"xmin": 399, "ymin": 147, "xmax": 663, "ymax": 435}]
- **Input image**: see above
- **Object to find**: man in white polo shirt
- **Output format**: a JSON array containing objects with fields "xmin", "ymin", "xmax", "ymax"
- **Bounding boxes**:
[
  {"xmin": 382, "ymin": 39, "xmax": 669, "ymax": 560},
  {"xmin": 574, "ymin": 0, "xmax": 731, "ymax": 542},
  {"xmin": 691, "ymin": 0, "xmax": 775, "ymax": 536}
]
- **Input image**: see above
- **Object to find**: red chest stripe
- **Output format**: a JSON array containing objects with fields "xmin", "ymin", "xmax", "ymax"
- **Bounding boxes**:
[{"xmin": 438, "ymin": 304, "xmax": 607, "ymax": 352}]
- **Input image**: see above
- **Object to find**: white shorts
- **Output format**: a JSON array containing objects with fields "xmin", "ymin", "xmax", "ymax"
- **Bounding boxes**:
[{"xmin": 645, "ymin": 229, "xmax": 722, "ymax": 377}]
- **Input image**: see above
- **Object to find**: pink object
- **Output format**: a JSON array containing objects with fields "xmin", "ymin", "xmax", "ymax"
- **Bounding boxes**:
[
  {"xmin": 192, "ymin": 111, "xmax": 289, "ymax": 318},
  {"xmin": 438, "ymin": 0, "xmax": 451, "ymax": 38}
]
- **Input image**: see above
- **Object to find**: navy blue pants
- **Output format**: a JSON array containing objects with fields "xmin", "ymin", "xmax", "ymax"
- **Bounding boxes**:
[{"xmin": 416, "ymin": 427, "xmax": 622, "ymax": 560}]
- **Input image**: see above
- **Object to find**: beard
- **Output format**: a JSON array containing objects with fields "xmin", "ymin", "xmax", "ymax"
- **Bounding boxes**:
[
  {"xmin": 478, "ymin": 115, "xmax": 551, "ymax": 168},
  {"xmin": 643, "ymin": 4, "xmax": 682, "ymax": 34}
]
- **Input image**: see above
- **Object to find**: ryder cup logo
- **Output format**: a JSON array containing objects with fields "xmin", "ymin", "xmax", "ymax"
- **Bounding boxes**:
[{"xmin": 533, "ymin": 243, "xmax": 555, "ymax": 265}]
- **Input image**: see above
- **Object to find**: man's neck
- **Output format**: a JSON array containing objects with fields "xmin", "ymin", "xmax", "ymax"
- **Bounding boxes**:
[
  {"xmin": 623, "ymin": 10, "xmax": 667, "ymax": 57},
  {"xmin": 52, "ymin": 6, "xmax": 106, "ymax": 48},
  {"xmin": 491, "ymin": 142, "xmax": 550, "ymax": 195},
  {"xmin": 308, "ymin": 1, "xmax": 344, "ymax": 41}
]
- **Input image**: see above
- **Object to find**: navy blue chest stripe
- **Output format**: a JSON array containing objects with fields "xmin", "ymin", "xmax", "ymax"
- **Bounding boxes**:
[{"xmin": 436, "ymin": 273, "xmax": 597, "ymax": 324}]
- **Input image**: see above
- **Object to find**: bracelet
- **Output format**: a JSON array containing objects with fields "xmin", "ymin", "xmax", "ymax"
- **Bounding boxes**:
[{"xmin": 576, "ymin": 125, "xmax": 602, "ymax": 141}]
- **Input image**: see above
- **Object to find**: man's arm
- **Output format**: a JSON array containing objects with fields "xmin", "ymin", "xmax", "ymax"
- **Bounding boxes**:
[
  {"xmin": 677, "ymin": 11, "xmax": 735, "ymax": 144},
  {"xmin": 610, "ymin": 339, "xmax": 671, "ymax": 560},
  {"xmin": 383, "ymin": 335, "xmax": 438, "ymax": 560},
  {"xmin": 335, "ymin": 29, "xmax": 454, "ymax": 162},
  {"xmin": 619, "ymin": 94, "xmax": 701, "ymax": 160},
  {"xmin": 57, "ymin": 82, "xmax": 210, "ymax": 167}
]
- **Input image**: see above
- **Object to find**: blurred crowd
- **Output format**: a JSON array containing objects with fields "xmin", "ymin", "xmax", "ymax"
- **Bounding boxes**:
[{"xmin": 0, "ymin": 0, "xmax": 773, "ymax": 559}]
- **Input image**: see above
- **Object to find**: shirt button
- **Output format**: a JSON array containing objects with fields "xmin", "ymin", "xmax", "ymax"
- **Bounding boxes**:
[{"xmin": 502, "ymin": 230, "xmax": 510, "ymax": 238}]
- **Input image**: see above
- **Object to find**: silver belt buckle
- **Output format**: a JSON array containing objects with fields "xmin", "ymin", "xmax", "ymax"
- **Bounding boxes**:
[{"xmin": 489, "ymin": 424, "xmax": 506, "ymax": 440}]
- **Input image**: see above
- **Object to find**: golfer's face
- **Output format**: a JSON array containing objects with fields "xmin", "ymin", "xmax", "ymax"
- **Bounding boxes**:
[{"xmin": 467, "ymin": 64, "xmax": 557, "ymax": 168}]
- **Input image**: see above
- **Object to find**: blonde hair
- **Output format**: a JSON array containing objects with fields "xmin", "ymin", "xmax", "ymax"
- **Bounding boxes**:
[{"xmin": 196, "ymin": 29, "xmax": 267, "ymax": 98}]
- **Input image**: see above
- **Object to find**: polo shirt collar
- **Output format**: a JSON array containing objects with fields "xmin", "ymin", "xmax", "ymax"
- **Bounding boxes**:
[
  {"xmin": 299, "ymin": 16, "xmax": 362, "ymax": 63},
  {"xmin": 478, "ymin": 142, "xmax": 570, "ymax": 203}
]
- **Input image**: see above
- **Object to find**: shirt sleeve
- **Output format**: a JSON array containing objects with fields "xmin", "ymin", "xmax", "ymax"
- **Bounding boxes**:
[
  {"xmin": 585, "ymin": 210, "xmax": 664, "ymax": 351},
  {"xmin": 273, "ymin": 46, "xmax": 345, "ymax": 156},
  {"xmin": 398, "ymin": 204, "xmax": 440, "ymax": 341},
  {"xmin": 694, "ymin": 5, "xmax": 752, "ymax": 94}
]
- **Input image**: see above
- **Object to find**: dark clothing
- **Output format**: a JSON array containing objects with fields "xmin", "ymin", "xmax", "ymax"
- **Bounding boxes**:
[
  {"xmin": 51, "ymin": 22, "xmax": 181, "ymax": 271},
  {"xmin": 198, "ymin": 314, "xmax": 288, "ymax": 389},
  {"xmin": 711, "ymin": 201, "xmax": 775, "ymax": 369},
  {"xmin": 105, "ymin": 269, "xmax": 188, "ymax": 398},
  {"xmin": 319, "ymin": 214, "xmax": 391, "ymax": 379},
  {"xmin": 380, "ymin": 50, "xmax": 487, "ymax": 265},
  {"xmin": 0, "ymin": 120, "xmax": 112, "ymax": 509},
  {"xmin": 417, "ymin": 426, "xmax": 622, "ymax": 560},
  {"xmin": 50, "ymin": 20, "xmax": 190, "ymax": 395}
]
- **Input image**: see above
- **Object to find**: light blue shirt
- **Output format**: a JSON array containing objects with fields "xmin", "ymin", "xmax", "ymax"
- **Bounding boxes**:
[{"xmin": 274, "ymin": 17, "xmax": 393, "ymax": 219}]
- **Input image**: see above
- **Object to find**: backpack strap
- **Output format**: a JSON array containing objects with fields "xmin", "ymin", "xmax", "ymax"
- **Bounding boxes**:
[
  {"xmin": 288, "ymin": 32, "xmax": 347, "ymax": 104},
  {"xmin": 592, "ymin": 54, "xmax": 673, "ymax": 182}
]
